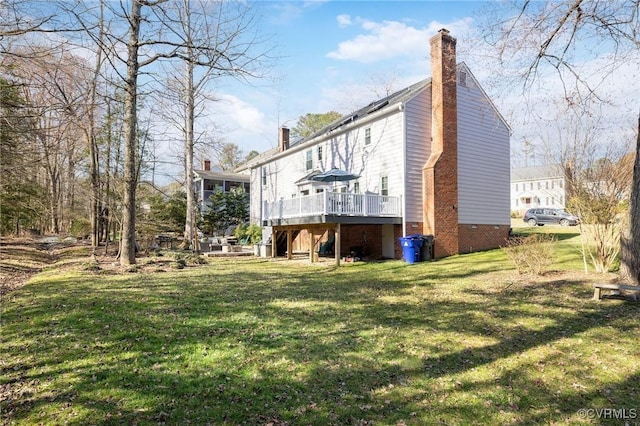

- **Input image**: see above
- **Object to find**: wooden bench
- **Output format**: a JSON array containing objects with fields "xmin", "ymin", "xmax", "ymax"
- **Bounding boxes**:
[{"xmin": 593, "ymin": 283, "xmax": 640, "ymax": 300}]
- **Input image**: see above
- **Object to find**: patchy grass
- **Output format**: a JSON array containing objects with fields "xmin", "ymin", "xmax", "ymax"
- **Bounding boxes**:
[{"xmin": 2, "ymin": 236, "xmax": 639, "ymax": 425}]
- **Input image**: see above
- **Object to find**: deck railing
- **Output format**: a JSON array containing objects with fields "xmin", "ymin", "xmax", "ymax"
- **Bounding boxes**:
[{"xmin": 263, "ymin": 192, "xmax": 401, "ymax": 220}]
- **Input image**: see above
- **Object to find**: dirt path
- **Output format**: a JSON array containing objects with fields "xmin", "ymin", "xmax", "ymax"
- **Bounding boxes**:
[{"xmin": 0, "ymin": 237, "xmax": 89, "ymax": 296}]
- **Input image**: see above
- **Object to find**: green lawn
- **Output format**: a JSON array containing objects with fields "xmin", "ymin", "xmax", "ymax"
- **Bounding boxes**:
[{"xmin": 2, "ymin": 234, "xmax": 639, "ymax": 425}]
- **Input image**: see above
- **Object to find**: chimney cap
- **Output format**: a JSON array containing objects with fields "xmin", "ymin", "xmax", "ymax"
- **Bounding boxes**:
[{"xmin": 438, "ymin": 28, "xmax": 450, "ymax": 35}]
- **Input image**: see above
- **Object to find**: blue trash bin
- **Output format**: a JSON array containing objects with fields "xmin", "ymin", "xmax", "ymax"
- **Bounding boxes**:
[{"xmin": 399, "ymin": 235, "xmax": 423, "ymax": 263}]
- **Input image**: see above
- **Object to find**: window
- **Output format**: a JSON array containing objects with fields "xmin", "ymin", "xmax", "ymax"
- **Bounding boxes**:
[
  {"xmin": 381, "ymin": 176, "xmax": 389, "ymax": 196},
  {"xmin": 261, "ymin": 168, "xmax": 267, "ymax": 186},
  {"xmin": 559, "ymin": 180, "xmax": 563, "ymax": 189},
  {"xmin": 515, "ymin": 183, "xmax": 519, "ymax": 191},
  {"xmin": 208, "ymin": 180, "xmax": 223, "ymax": 191},
  {"xmin": 301, "ymin": 190, "xmax": 309, "ymax": 196},
  {"xmin": 546, "ymin": 181, "xmax": 549, "ymax": 189},
  {"xmin": 305, "ymin": 149, "xmax": 312, "ymax": 170},
  {"xmin": 530, "ymin": 182, "xmax": 533, "ymax": 190},
  {"xmin": 353, "ymin": 181, "xmax": 360, "ymax": 194},
  {"xmin": 537, "ymin": 182, "xmax": 541, "ymax": 189},
  {"xmin": 317, "ymin": 145, "xmax": 323, "ymax": 161},
  {"xmin": 365, "ymin": 128, "xmax": 371, "ymax": 145}
]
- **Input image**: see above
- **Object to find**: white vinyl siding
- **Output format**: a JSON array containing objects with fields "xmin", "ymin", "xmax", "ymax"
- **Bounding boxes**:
[
  {"xmin": 456, "ymin": 68, "xmax": 511, "ymax": 225},
  {"xmin": 353, "ymin": 114, "xmax": 404, "ymax": 197},
  {"xmin": 259, "ymin": 111, "xmax": 404, "ymax": 206},
  {"xmin": 403, "ymin": 88, "xmax": 431, "ymax": 223},
  {"xmin": 249, "ymin": 168, "xmax": 262, "ymax": 223}
]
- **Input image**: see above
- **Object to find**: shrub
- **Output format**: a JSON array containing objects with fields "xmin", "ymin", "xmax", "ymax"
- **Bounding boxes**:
[
  {"xmin": 234, "ymin": 223, "xmax": 263, "ymax": 244},
  {"xmin": 503, "ymin": 233, "xmax": 556, "ymax": 275}
]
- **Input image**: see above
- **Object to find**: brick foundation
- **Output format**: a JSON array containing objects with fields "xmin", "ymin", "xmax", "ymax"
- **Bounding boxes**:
[{"xmin": 458, "ymin": 224, "xmax": 509, "ymax": 253}]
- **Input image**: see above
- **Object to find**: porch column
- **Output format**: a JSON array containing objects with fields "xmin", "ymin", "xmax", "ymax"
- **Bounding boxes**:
[
  {"xmin": 287, "ymin": 229, "xmax": 293, "ymax": 260},
  {"xmin": 334, "ymin": 223, "xmax": 341, "ymax": 266}
]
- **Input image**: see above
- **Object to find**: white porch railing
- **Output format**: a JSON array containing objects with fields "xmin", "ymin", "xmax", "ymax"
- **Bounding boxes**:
[{"xmin": 263, "ymin": 192, "xmax": 401, "ymax": 220}]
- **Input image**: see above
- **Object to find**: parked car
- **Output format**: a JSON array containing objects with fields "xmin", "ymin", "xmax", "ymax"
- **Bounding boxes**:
[{"xmin": 523, "ymin": 208, "xmax": 579, "ymax": 226}]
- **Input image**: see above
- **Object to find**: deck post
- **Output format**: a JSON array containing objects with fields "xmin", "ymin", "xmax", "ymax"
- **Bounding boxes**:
[
  {"xmin": 309, "ymin": 229, "xmax": 314, "ymax": 262},
  {"xmin": 271, "ymin": 228, "xmax": 277, "ymax": 258},
  {"xmin": 335, "ymin": 223, "xmax": 341, "ymax": 266},
  {"xmin": 287, "ymin": 229, "xmax": 293, "ymax": 260}
]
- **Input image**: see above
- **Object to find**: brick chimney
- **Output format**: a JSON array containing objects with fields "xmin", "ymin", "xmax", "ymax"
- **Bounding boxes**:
[
  {"xmin": 203, "ymin": 159, "xmax": 211, "ymax": 171},
  {"xmin": 278, "ymin": 126, "xmax": 290, "ymax": 152},
  {"xmin": 422, "ymin": 28, "xmax": 459, "ymax": 258}
]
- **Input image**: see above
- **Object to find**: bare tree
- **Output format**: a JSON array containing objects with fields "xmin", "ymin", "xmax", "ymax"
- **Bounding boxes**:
[
  {"xmin": 154, "ymin": 0, "xmax": 270, "ymax": 250},
  {"xmin": 216, "ymin": 142, "xmax": 244, "ymax": 171},
  {"xmin": 480, "ymin": 0, "xmax": 640, "ymax": 281},
  {"xmin": 3, "ymin": 46, "xmax": 91, "ymax": 234},
  {"xmin": 3, "ymin": 0, "xmax": 272, "ymax": 264}
]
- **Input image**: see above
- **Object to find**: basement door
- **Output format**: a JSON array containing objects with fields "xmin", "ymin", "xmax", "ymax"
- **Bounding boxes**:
[{"xmin": 381, "ymin": 224, "xmax": 395, "ymax": 259}]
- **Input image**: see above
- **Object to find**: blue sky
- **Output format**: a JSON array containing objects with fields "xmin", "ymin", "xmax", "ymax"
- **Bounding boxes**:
[
  {"xmin": 205, "ymin": 1, "xmax": 484, "ymax": 158},
  {"xmin": 150, "ymin": 0, "xmax": 637, "ymax": 182}
]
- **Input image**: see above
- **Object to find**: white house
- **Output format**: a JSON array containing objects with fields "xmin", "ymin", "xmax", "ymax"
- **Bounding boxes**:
[
  {"xmin": 193, "ymin": 160, "xmax": 250, "ymax": 213},
  {"xmin": 510, "ymin": 165, "xmax": 567, "ymax": 214},
  {"xmin": 247, "ymin": 29, "xmax": 511, "ymax": 263}
]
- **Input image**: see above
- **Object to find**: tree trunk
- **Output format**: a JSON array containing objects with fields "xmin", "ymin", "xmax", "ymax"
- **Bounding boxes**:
[
  {"xmin": 88, "ymin": 0, "xmax": 105, "ymax": 254},
  {"xmin": 184, "ymin": 44, "xmax": 196, "ymax": 250},
  {"xmin": 120, "ymin": 1, "xmax": 142, "ymax": 266},
  {"xmin": 620, "ymin": 111, "xmax": 640, "ymax": 284}
]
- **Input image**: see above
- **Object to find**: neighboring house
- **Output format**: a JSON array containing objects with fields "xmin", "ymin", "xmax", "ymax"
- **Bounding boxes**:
[
  {"xmin": 193, "ymin": 160, "xmax": 250, "ymax": 213},
  {"xmin": 510, "ymin": 165, "xmax": 567, "ymax": 214},
  {"xmin": 247, "ymin": 29, "xmax": 511, "ymax": 262}
]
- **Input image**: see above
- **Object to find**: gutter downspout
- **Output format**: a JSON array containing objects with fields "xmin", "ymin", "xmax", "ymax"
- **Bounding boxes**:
[{"xmin": 400, "ymin": 102, "xmax": 407, "ymax": 238}]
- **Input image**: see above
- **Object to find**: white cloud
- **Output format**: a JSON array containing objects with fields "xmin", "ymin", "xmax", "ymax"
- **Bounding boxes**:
[
  {"xmin": 217, "ymin": 94, "xmax": 267, "ymax": 130},
  {"xmin": 336, "ymin": 14, "xmax": 352, "ymax": 27},
  {"xmin": 327, "ymin": 17, "xmax": 473, "ymax": 63},
  {"xmin": 212, "ymin": 93, "xmax": 277, "ymax": 151}
]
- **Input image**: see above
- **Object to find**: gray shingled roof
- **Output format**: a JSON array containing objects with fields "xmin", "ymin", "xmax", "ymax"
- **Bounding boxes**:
[
  {"xmin": 289, "ymin": 78, "xmax": 431, "ymax": 148},
  {"xmin": 194, "ymin": 169, "xmax": 249, "ymax": 182},
  {"xmin": 511, "ymin": 164, "xmax": 563, "ymax": 181}
]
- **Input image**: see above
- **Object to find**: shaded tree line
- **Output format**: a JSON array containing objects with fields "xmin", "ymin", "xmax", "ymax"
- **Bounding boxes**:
[{"xmin": 1, "ymin": 0, "xmax": 271, "ymax": 265}]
